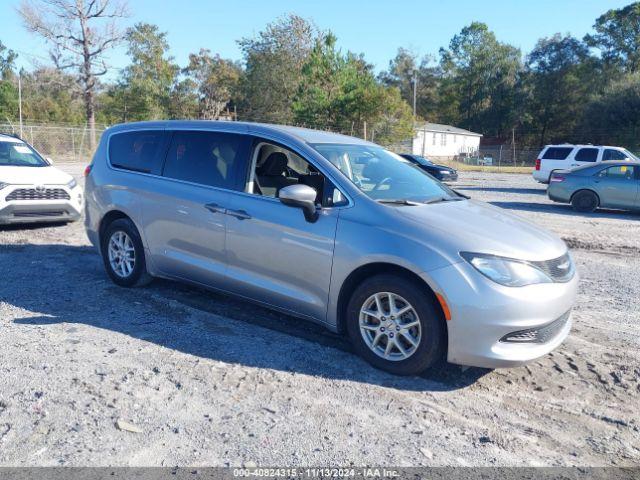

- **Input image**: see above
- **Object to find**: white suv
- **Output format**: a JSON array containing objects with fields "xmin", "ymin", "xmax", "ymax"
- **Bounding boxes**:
[
  {"xmin": 533, "ymin": 144, "xmax": 638, "ymax": 183},
  {"xmin": 0, "ymin": 133, "xmax": 83, "ymax": 224}
]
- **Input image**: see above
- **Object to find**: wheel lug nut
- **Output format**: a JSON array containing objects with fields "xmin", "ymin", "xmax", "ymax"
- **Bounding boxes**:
[
  {"xmin": 390, "ymin": 316, "xmax": 395, "ymax": 320},
  {"xmin": 396, "ymin": 327, "xmax": 400, "ymax": 331},
  {"xmin": 381, "ymin": 316, "xmax": 386, "ymax": 321},
  {"xmin": 389, "ymin": 333, "xmax": 394, "ymax": 338},
  {"xmin": 380, "ymin": 327, "xmax": 385, "ymax": 332}
]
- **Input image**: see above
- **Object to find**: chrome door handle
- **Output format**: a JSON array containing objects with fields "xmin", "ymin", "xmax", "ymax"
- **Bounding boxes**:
[
  {"xmin": 226, "ymin": 208, "xmax": 251, "ymax": 220},
  {"xmin": 204, "ymin": 202, "xmax": 226, "ymax": 214}
]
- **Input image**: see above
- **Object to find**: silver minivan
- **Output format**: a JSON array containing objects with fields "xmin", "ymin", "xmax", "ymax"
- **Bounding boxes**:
[{"xmin": 85, "ymin": 121, "xmax": 578, "ymax": 375}]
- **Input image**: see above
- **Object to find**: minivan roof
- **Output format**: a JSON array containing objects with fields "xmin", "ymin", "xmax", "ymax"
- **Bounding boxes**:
[{"xmin": 107, "ymin": 120, "xmax": 376, "ymax": 146}]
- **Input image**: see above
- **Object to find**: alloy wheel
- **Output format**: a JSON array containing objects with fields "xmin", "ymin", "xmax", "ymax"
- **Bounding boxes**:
[
  {"xmin": 107, "ymin": 230, "xmax": 136, "ymax": 278},
  {"xmin": 359, "ymin": 292, "xmax": 421, "ymax": 361}
]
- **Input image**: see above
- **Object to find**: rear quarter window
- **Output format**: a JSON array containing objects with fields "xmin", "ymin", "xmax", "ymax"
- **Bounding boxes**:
[
  {"xmin": 108, "ymin": 130, "xmax": 167, "ymax": 174},
  {"xmin": 542, "ymin": 147, "xmax": 573, "ymax": 160}
]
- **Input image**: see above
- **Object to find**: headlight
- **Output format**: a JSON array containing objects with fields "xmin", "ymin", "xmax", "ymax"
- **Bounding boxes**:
[
  {"xmin": 439, "ymin": 170, "xmax": 451, "ymax": 174},
  {"xmin": 461, "ymin": 252, "xmax": 553, "ymax": 287},
  {"xmin": 67, "ymin": 178, "xmax": 78, "ymax": 189},
  {"xmin": 0, "ymin": 182, "xmax": 8, "ymax": 190}
]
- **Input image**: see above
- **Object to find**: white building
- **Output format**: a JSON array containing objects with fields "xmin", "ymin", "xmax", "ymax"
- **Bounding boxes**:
[{"xmin": 412, "ymin": 123, "xmax": 482, "ymax": 159}]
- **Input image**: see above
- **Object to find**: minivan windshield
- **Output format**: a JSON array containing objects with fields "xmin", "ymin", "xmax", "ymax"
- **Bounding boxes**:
[
  {"xmin": 311, "ymin": 143, "xmax": 460, "ymax": 203},
  {"xmin": 0, "ymin": 140, "xmax": 48, "ymax": 167}
]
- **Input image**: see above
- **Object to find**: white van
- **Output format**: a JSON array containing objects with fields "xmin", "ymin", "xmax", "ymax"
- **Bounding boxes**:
[{"xmin": 533, "ymin": 144, "xmax": 638, "ymax": 183}]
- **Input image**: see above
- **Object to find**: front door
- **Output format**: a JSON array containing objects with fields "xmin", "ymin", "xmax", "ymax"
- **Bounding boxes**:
[
  {"xmin": 594, "ymin": 164, "xmax": 639, "ymax": 210},
  {"xmin": 223, "ymin": 140, "xmax": 341, "ymax": 322}
]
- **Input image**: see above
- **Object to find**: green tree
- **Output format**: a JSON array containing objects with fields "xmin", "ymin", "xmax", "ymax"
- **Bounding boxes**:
[
  {"xmin": 293, "ymin": 34, "xmax": 413, "ymax": 145},
  {"xmin": 378, "ymin": 48, "xmax": 440, "ymax": 121},
  {"xmin": 0, "ymin": 40, "xmax": 18, "ymax": 121},
  {"xmin": 523, "ymin": 34, "xmax": 595, "ymax": 146},
  {"xmin": 580, "ymin": 73, "xmax": 640, "ymax": 150},
  {"xmin": 183, "ymin": 49, "xmax": 242, "ymax": 119},
  {"xmin": 20, "ymin": 68, "xmax": 85, "ymax": 124},
  {"xmin": 439, "ymin": 22, "xmax": 521, "ymax": 137},
  {"xmin": 585, "ymin": 2, "xmax": 640, "ymax": 73},
  {"xmin": 119, "ymin": 23, "xmax": 179, "ymax": 120},
  {"xmin": 238, "ymin": 14, "xmax": 319, "ymax": 123}
]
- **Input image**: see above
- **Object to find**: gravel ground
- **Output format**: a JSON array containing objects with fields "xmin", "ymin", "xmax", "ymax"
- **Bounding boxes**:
[{"xmin": 0, "ymin": 165, "xmax": 639, "ymax": 467}]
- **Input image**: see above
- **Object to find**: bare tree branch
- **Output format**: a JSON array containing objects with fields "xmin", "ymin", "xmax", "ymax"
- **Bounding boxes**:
[{"xmin": 19, "ymin": 0, "xmax": 129, "ymax": 147}]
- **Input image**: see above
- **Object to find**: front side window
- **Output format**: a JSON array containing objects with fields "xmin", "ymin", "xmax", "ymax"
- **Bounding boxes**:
[
  {"xmin": 574, "ymin": 148, "xmax": 599, "ymax": 162},
  {"xmin": 247, "ymin": 142, "xmax": 345, "ymax": 207},
  {"xmin": 603, "ymin": 149, "xmax": 628, "ymax": 161},
  {"xmin": 163, "ymin": 131, "xmax": 249, "ymax": 189},
  {"xmin": 0, "ymin": 140, "xmax": 48, "ymax": 167},
  {"xmin": 598, "ymin": 165, "xmax": 636, "ymax": 180},
  {"xmin": 311, "ymin": 143, "xmax": 459, "ymax": 203}
]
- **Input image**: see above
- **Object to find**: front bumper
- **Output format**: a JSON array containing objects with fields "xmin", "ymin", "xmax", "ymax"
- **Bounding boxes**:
[
  {"xmin": 0, "ymin": 185, "xmax": 83, "ymax": 225},
  {"xmin": 423, "ymin": 259, "xmax": 578, "ymax": 369},
  {"xmin": 439, "ymin": 172, "xmax": 459, "ymax": 182}
]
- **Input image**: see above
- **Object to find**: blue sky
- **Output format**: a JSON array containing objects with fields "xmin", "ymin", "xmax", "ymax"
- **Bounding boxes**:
[{"xmin": 2, "ymin": 0, "xmax": 632, "ymax": 79}]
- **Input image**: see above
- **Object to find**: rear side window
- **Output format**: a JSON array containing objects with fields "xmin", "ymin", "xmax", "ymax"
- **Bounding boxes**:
[
  {"xmin": 603, "ymin": 149, "xmax": 627, "ymax": 161},
  {"xmin": 109, "ymin": 130, "xmax": 166, "ymax": 174},
  {"xmin": 542, "ymin": 147, "xmax": 572, "ymax": 160},
  {"xmin": 575, "ymin": 148, "xmax": 599, "ymax": 162},
  {"xmin": 162, "ymin": 131, "xmax": 250, "ymax": 189}
]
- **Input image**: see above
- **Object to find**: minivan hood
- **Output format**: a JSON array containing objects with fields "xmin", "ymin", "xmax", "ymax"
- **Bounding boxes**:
[
  {"xmin": 396, "ymin": 199, "xmax": 567, "ymax": 262},
  {"xmin": 0, "ymin": 165, "xmax": 72, "ymax": 186}
]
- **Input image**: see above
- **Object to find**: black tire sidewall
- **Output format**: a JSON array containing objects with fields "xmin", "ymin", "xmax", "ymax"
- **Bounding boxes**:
[
  {"xmin": 100, "ymin": 218, "xmax": 147, "ymax": 287},
  {"xmin": 346, "ymin": 274, "xmax": 446, "ymax": 376},
  {"xmin": 572, "ymin": 191, "xmax": 598, "ymax": 212}
]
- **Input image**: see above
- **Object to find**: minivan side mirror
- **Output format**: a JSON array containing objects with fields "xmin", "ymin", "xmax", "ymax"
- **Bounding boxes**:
[{"xmin": 279, "ymin": 184, "xmax": 319, "ymax": 222}]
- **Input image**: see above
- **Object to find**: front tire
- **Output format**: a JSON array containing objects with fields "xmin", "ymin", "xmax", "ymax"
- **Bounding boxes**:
[
  {"xmin": 346, "ymin": 274, "xmax": 446, "ymax": 376},
  {"xmin": 100, "ymin": 218, "xmax": 152, "ymax": 287},
  {"xmin": 571, "ymin": 190, "xmax": 599, "ymax": 213}
]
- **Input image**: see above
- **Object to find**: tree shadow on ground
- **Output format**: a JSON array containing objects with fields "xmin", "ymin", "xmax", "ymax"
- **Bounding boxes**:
[
  {"xmin": 489, "ymin": 201, "xmax": 640, "ymax": 221},
  {"xmin": 3, "ymin": 242, "xmax": 490, "ymax": 393},
  {"xmin": 457, "ymin": 186, "xmax": 546, "ymax": 196}
]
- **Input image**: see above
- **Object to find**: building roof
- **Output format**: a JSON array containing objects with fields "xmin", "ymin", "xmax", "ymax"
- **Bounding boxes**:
[{"xmin": 417, "ymin": 123, "xmax": 482, "ymax": 137}]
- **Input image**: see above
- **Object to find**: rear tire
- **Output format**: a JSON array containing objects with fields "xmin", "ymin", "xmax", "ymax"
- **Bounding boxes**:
[
  {"xmin": 100, "ymin": 218, "xmax": 152, "ymax": 287},
  {"xmin": 346, "ymin": 274, "xmax": 446, "ymax": 376},
  {"xmin": 571, "ymin": 190, "xmax": 599, "ymax": 213}
]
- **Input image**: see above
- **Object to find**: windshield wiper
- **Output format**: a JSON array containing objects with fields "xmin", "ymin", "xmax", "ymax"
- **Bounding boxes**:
[
  {"xmin": 422, "ymin": 197, "xmax": 465, "ymax": 204},
  {"xmin": 376, "ymin": 199, "xmax": 421, "ymax": 206}
]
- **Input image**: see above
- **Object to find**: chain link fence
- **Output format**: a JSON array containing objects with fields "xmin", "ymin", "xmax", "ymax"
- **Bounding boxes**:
[
  {"xmin": 0, "ymin": 121, "xmax": 550, "ymax": 171},
  {"xmin": 0, "ymin": 123, "xmax": 106, "ymax": 163}
]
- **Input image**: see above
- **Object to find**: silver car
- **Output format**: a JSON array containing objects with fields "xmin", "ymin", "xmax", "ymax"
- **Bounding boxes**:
[
  {"xmin": 84, "ymin": 121, "xmax": 578, "ymax": 375},
  {"xmin": 548, "ymin": 161, "xmax": 640, "ymax": 213}
]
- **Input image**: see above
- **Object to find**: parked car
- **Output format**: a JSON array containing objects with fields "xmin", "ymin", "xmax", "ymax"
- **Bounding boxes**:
[
  {"xmin": 0, "ymin": 133, "xmax": 83, "ymax": 225},
  {"xmin": 533, "ymin": 144, "xmax": 638, "ymax": 184},
  {"xmin": 398, "ymin": 153, "xmax": 458, "ymax": 181},
  {"xmin": 547, "ymin": 161, "xmax": 639, "ymax": 213},
  {"xmin": 85, "ymin": 121, "xmax": 577, "ymax": 375}
]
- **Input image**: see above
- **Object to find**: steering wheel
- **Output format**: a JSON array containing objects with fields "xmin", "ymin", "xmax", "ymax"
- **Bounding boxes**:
[{"xmin": 373, "ymin": 177, "xmax": 393, "ymax": 191}]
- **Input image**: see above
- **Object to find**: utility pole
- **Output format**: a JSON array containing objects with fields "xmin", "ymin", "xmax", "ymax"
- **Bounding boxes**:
[
  {"xmin": 410, "ymin": 70, "xmax": 418, "ymax": 117},
  {"xmin": 18, "ymin": 71, "xmax": 23, "ymax": 138},
  {"xmin": 512, "ymin": 128, "xmax": 516, "ymax": 166}
]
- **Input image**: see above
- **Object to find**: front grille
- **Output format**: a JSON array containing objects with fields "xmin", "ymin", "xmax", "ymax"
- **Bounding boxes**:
[
  {"xmin": 531, "ymin": 252, "xmax": 574, "ymax": 282},
  {"xmin": 500, "ymin": 311, "xmax": 571, "ymax": 344},
  {"xmin": 6, "ymin": 188, "xmax": 70, "ymax": 201},
  {"xmin": 13, "ymin": 211, "xmax": 66, "ymax": 218}
]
